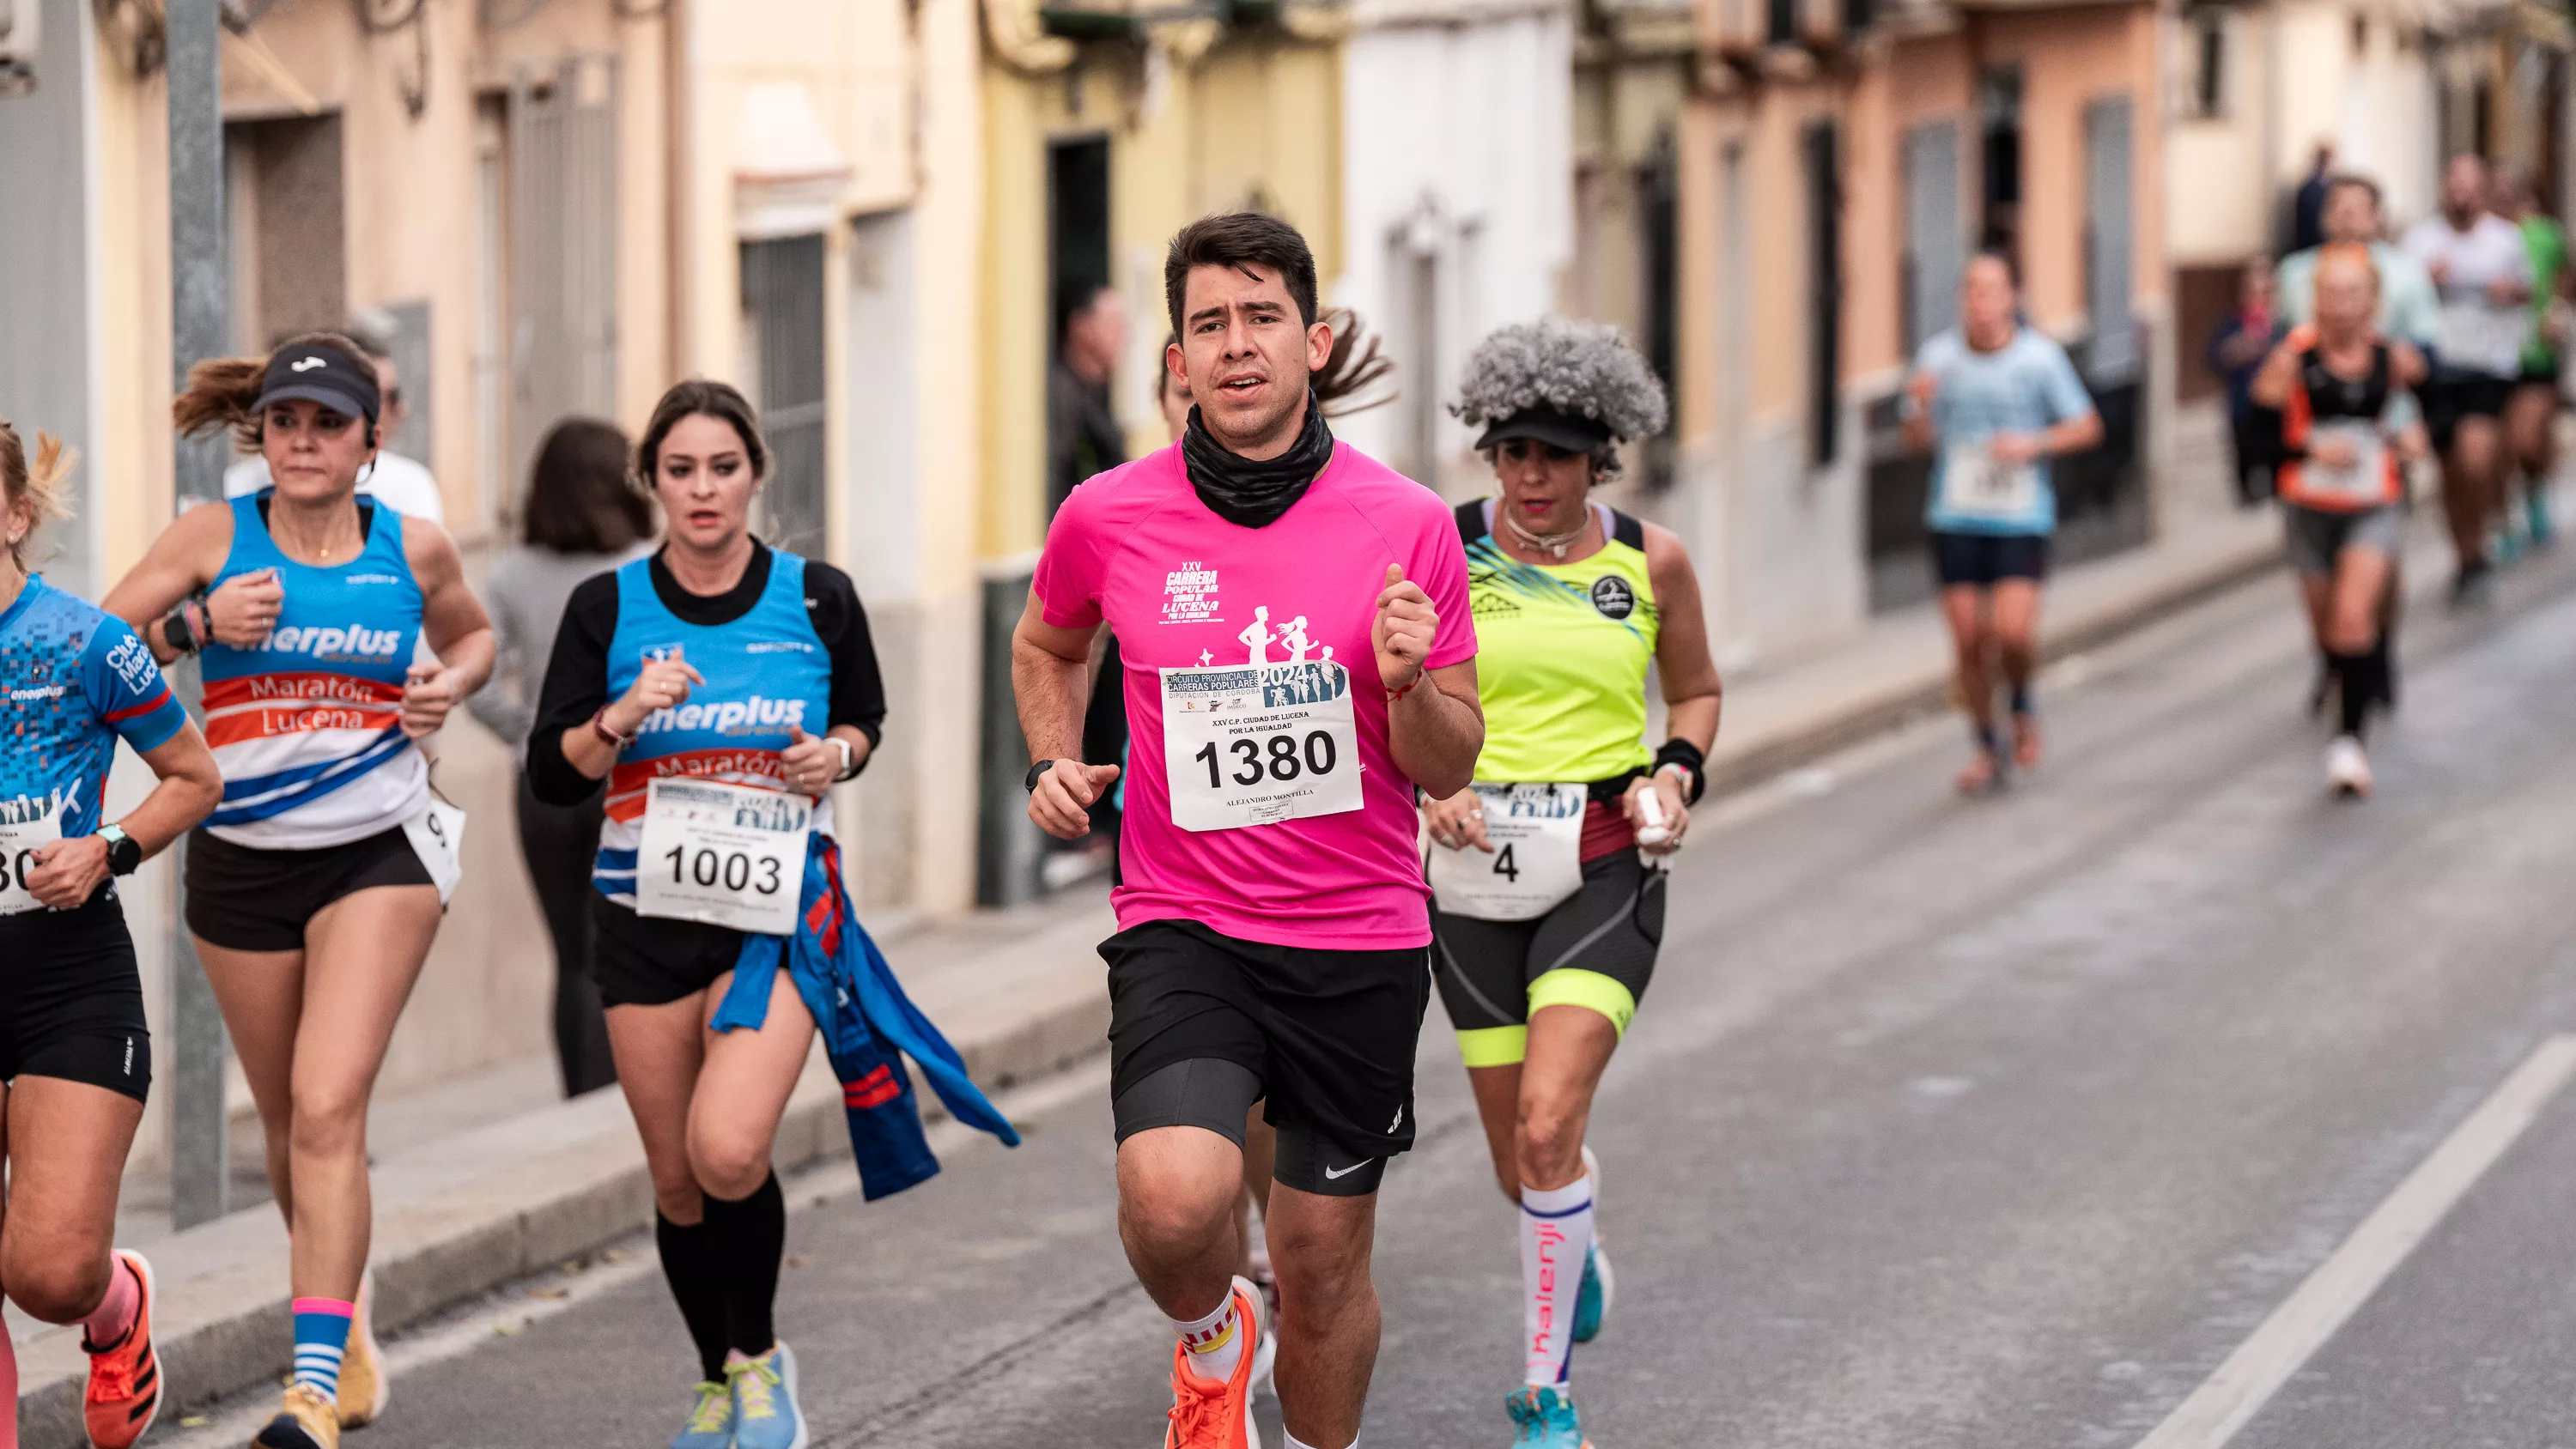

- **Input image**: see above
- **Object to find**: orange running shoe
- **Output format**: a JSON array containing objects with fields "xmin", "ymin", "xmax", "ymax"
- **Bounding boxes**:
[
  {"xmin": 82, "ymin": 1250, "xmax": 161, "ymax": 1449},
  {"xmin": 1163, "ymin": 1276, "xmax": 1265, "ymax": 1449}
]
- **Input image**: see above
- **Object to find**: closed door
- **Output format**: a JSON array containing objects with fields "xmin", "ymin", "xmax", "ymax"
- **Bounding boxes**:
[
  {"xmin": 740, "ymin": 233, "xmax": 829, "ymax": 561},
  {"xmin": 2084, "ymin": 95, "xmax": 2139, "ymax": 385},
  {"xmin": 1903, "ymin": 120, "xmax": 1962, "ymax": 354}
]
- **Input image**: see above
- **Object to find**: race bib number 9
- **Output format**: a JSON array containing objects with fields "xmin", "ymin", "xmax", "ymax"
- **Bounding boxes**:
[
  {"xmin": 1428, "ymin": 783, "xmax": 1586, "ymax": 921},
  {"xmin": 1162, "ymin": 659, "xmax": 1364, "ymax": 833},
  {"xmin": 635, "ymin": 778, "xmax": 811, "ymax": 935},
  {"xmin": 1942, "ymin": 441, "xmax": 2041, "ymax": 522},
  {"xmin": 0, "ymin": 803, "xmax": 64, "ymax": 916}
]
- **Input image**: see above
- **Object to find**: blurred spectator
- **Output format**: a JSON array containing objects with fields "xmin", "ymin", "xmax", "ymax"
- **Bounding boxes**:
[
  {"xmin": 2208, "ymin": 258, "xmax": 2287, "ymax": 506},
  {"xmin": 2291, "ymin": 142, "xmax": 2336, "ymax": 255},
  {"xmin": 1048, "ymin": 283, "xmax": 1129, "ymax": 517},
  {"xmin": 465, "ymin": 418, "xmax": 654, "ymax": 1097}
]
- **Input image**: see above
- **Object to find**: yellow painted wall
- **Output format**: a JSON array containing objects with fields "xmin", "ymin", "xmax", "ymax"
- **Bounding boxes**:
[{"xmin": 977, "ymin": 30, "xmax": 1345, "ymax": 561}]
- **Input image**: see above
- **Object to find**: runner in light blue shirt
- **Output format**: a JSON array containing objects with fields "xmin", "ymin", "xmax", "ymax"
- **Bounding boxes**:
[{"xmin": 1902, "ymin": 253, "xmax": 2104, "ymax": 793}]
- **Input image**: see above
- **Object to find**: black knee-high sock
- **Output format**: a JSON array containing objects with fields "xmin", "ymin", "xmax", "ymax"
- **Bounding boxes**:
[
  {"xmin": 702, "ymin": 1171, "xmax": 786, "ymax": 1358},
  {"xmin": 2331, "ymin": 649, "xmax": 2382, "ymax": 740},
  {"xmin": 656, "ymin": 1211, "xmax": 732, "ymax": 1382}
]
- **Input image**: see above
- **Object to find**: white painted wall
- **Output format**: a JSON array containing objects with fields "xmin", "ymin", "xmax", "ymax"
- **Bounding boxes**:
[
  {"xmin": 2276, "ymin": 0, "xmax": 2441, "ymax": 225},
  {"xmin": 1334, "ymin": 1, "xmax": 1573, "ymax": 494}
]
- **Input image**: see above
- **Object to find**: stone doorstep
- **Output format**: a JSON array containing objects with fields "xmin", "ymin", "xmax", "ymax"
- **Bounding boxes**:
[
  {"xmin": 9, "ymin": 523, "xmax": 2283, "ymax": 1446},
  {"xmin": 9, "ymin": 909, "xmax": 1118, "ymax": 1449}
]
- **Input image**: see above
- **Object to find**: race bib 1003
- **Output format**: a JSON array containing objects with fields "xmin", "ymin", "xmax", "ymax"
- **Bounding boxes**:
[
  {"xmin": 1941, "ymin": 441, "xmax": 2041, "ymax": 522},
  {"xmin": 0, "ymin": 802, "xmax": 64, "ymax": 916},
  {"xmin": 635, "ymin": 778, "xmax": 811, "ymax": 935},
  {"xmin": 1161, "ymin": 658, "xmax": 1363, "ymax": 833},
  {"xmin": 1427, "ymin": 783, "xmax": 1586, "ymax": 921}
]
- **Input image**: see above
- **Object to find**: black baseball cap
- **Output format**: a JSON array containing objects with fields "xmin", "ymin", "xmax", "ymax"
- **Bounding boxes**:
[
  {"xmin": 1473, "ymin": 404, "xmax": 1612, "ymax": 454},
  {"xmin": 252, "ymin": 343, "xmax": 380, "ymax": 424}
]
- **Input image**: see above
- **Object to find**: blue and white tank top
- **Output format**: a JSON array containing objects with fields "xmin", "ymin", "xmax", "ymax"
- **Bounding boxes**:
[
  {"xmin": 199, "ymin": 492, "xmax": 428, "ymax": 847},
  {"xmin": 592, "ymin": 549, "xmax": 835, "ymax": 908},
  {"xmin": 1, "ymin": 574, "xmax": 190, "ymax": 843}
]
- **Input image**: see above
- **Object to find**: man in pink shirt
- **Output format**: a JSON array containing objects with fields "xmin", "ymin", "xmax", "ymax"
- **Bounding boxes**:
[{"xmin": 1014, "ymin": 212, "xmax": 1484, "ymax": 1449}]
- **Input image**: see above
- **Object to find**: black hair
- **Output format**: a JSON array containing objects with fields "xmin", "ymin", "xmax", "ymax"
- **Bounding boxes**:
[
  {"xmin": 524, "ymin": 417, "xmax": 653, "ymax": 554},
  {"xmin": 1163, "ymin": 212, "xmax": 1321, "ymax": 341}
]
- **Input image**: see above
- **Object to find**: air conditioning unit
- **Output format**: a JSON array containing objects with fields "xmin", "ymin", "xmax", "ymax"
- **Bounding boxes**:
[{"xmin": 0, "ymin": 0, "xmax": 39, "ymax": 96}]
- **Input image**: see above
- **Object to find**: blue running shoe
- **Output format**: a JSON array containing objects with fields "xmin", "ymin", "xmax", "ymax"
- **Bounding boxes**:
[
  {"xmin": 668, "ymin": 1379, "xmax": 735, "ymax": 1449},
  {"xmin": 728, "ymin": 1343, "xmax": 809, "ymax": 1449},
  {"xmin": 1506, "ymin": 1385, "xmax": 1593, "ymax": 1448},
  {"xmin": 1571, "ymin": 1240, "xmax": 1613, "ymax": 1343}
]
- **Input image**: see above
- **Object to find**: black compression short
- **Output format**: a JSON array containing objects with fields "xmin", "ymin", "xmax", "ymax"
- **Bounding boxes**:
[
  {"xmin": 183, "ymin": 825, "xmax": 434, "ymax": 953},
  {"xmin": 1103, "ymin": 919, "xmax": 1430, "ymax": 1196},
  {"xmin": 1, "ymin": 890, "xmax": 154, "ymax": 1102},
  {"xmin": 1431, "ymin": 847, "xmax": 1665, "ymax": 1067},
  {"xmin": 589, "ymin": 893, "xmax": 750, "ymax": 1008}
]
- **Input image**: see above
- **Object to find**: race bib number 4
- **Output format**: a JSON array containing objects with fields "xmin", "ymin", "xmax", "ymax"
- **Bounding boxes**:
[
  {"xmin": 1428, "ymin": 783, "xmax": 1586, "ymax": 921},
  {"xmin": 635, "ymin": 778, "xmax": 811, "ymax": 935},
  {"xmin": 1162, "ymin": 659, "xmax": 1363, "ymax": 833},
  {"xmin": 0, "ymin": 803, "xmax": 64, "ymax": 916},
  {"xmin": 1942, "ymin": 442, "xmax": 2041, "ymax": 522}
]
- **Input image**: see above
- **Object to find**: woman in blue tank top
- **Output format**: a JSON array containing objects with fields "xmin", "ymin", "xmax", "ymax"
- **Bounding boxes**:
[
  {"xmin": 526, "ymin": 381, "xmax": 885, "ymax": 1449},
  {"xmin": 103, "ymin": 333, "xmax": 494, "ymax": 1449},
  {"xmin": 1, "ymin": 424, "xmax": 222, "ymax": 1449}
]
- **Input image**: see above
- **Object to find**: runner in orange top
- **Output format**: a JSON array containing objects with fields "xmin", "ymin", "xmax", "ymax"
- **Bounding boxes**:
[{"xmin": 2250, "ymin": 244, "xmax": 2430, "ymax": 797}]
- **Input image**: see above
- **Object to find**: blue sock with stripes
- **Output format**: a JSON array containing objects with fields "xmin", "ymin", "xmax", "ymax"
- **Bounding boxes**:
[{"xmin": 291, "ymin": 1297, "xmax": 355, "ymax": 1398}]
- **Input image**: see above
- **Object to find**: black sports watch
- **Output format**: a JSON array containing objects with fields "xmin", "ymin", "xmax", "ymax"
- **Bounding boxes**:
[
  {"xmin": 1024, "ymin": 760, "xmax": 1056, "ymax": 793},
  {"xmin": 98, "ymin": 823, "xmax": 143, "ymax": 877}
]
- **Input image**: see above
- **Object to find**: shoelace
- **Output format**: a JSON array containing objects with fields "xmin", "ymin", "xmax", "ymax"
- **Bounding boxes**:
[
  {"xmin": 730, "ymin": 1357, "xmax": 783, "ymax": 1421},
  {"xmin": 1509, "ymin": 1394, "xmax": 1546, "ymax": 1446},
  {"xmin": 685, "ymin": 1382, "xmax": 732, "ymax": 1434},
  {"xmin": 87, "ymin": 1353, "xmax": 134, "ymax": 1404},
  {"xmin": 1165, "ymin": 1369, "xmax": 1231, "ymax": 1446}
]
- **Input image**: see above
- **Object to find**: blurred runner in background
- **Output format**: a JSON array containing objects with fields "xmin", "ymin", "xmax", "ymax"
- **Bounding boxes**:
[
  {"xmin": 2403, "ymin": 154, "xmax": 2532, "ymax": 604},
  {"xmin": 2493, "ymin": 167, "xmax": 2568, "ymax": 556}
]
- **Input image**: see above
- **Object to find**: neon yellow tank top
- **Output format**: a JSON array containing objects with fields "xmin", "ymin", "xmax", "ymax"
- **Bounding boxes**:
[{"xmin": 1456, "ymin": 500, "xmax": 1659, "ymax": 784}]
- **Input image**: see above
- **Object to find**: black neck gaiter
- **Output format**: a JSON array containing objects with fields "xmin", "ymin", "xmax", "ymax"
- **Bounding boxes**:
[{"xmin": 1181, "ymin": 396, "xmax": 1334, "ymax": 529}]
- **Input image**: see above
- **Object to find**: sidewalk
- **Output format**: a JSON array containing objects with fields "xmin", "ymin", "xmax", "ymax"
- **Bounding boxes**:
[{"xmin": 9, "ymin": 406, "xmax": 2284, "ymax": 1446}]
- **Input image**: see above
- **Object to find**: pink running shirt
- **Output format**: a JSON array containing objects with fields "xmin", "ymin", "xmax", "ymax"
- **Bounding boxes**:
[{"xmin": 1034, "ymin": 440, "xmax": 1476, "ymax": 949}]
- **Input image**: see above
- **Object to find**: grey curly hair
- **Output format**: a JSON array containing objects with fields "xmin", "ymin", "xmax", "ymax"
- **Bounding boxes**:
[{"xmin": 1450, "ymin": 317, "xmax": 1668, "ymax": 476}]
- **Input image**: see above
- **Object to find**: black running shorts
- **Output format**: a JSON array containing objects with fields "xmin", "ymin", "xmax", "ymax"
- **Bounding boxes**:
[
  {"xmin": 2424, "ymin": 372, "xmax": 2512, "ymax": 452},
  {"xmin": 1431, "ymin": 848, "xmax": 1665, "ymax": 1068},
  {"xmin": 1103, "ymin": 919, "xmax": 1431, "ymax": 1197},
  {"xmin": 1931, "ymin": 531, "xmax": 2051, "ymax": 587},
  {"xmin": 1, "ymin": 890, "xmax": 154, "ymax": 1102},
  {"xmin": 184, "ymin": 825, "xmax": 435, "ymax": 953},
  {"xmin": 589, "ymin": 893, "xmax": 750, "ymax": 1008}
]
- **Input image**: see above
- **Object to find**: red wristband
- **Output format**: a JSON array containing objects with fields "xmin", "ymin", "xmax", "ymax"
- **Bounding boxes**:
[
  {"xmin": 1386, "ymin": 674, "xmax": 1420, "ymax": 704},
  {"xmin": 590, "ymin": 707, "xmax": 634, "ymax": 748}
]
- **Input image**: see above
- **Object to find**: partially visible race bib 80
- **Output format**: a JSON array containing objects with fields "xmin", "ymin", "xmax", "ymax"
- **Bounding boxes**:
[
  {"xmin": 0, "ymin": 803, "xmax": 64, "ymax": 916},
  {"xmin": 635, "ymin": 778, "xmax": 811, "ymax": 935},
  {"xmin": 1162, "ymin": 659, "xmax": 1363, "ymax": 834}
]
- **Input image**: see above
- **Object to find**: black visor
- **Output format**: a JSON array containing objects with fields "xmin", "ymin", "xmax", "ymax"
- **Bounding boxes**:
[
  {"xmin": 252, "ymin": 344, "xmax": 380, "ymax": 426},
  {"xmin": 1473, "ymin": 404, "xmax": 1613, "ymax": 454}
]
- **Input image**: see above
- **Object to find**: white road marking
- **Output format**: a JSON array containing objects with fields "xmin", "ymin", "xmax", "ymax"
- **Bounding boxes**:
[
  {"xmin": 152, "ymin": 1058, "xmax": 1114, "ymax": 1447},
  {"xmin": 2131, "ymin": 1033, "xmax": 2576, "ymax": 1449}
]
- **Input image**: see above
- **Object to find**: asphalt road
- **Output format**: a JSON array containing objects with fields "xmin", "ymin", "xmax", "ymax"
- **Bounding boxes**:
[{"xmin": 160, "ymin": 536, "xmax": 2576, "ymax": 1448}]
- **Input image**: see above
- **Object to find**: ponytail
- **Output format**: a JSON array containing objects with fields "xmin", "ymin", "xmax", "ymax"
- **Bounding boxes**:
[
  {"xmin": 1, "ymin": 421, "xmax": 77, "ymax": 573},
  {"xmin": 173, "ymin": 330, "xmax": 379, "ymax": 452}
]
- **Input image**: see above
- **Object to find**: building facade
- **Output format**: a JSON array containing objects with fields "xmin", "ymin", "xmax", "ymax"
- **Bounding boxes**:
[{"xmin": 1677, "ymin": 0, "xmax": 2167, "ymax": 666}]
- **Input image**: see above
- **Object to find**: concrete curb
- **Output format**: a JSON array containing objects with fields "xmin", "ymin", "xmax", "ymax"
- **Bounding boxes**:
[
  {"xmin": 11, "ymin": 531, "xmax": 2278, "ymax": 1446},
  {"xmin": 11, "ymin": 988, "xmax": 1113, "ymax": 1449}
]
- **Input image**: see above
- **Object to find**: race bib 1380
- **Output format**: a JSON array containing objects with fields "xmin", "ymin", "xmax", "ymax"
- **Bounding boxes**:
[{"xmin": 1161, "ymin": 658, "xmax": 1364, "ymax": 833}]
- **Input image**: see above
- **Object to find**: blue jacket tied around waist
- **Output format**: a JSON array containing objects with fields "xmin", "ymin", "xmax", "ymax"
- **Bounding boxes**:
[{"xmin": 713, "ymin": 834, "xmax": 1020, "ymax": 1199}]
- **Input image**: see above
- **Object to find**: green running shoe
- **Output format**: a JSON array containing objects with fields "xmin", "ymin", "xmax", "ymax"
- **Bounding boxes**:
[{"xmin": 1506, "ymin": 1385, "xmax": 1593, "ymax": 1448}]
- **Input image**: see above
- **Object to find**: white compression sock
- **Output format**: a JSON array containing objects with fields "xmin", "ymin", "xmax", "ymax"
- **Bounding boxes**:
[
  {"xmin": 1171, "ymin": 1284, "xmax": 1245, "ymax": 1385},
  {"xmin": 1521, "ymin": 1173, "xmax": 1596, "ymax": 1387}
]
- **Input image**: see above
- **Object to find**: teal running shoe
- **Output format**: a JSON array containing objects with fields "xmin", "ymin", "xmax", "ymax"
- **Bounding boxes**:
[
  {"xmin": 2530, "ymin": 491, "xmax": 2556, "ymax": 550},
  {"xmin": 1506, "ymin": 1385, "xmax": 1593, "ymax": 1447},
  {"xmin": 728, "ymin": 1343, "xmax": 809, "ymax": 1449},
  {"xmin": 1571, "ymin": 1239, "xmax": 1614, "ymax": 1343},
  {"xmin": 668, "ymin": 1379, "xmax": 736, "ymax": 1449}
]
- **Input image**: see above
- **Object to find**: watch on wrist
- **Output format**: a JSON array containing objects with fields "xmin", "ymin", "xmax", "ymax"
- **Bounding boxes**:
[
  {"xmin": 1024, "ymin": 760, "xmax": 1056, "ymax": 793},
  {"xmin": 829, "ymin": 737, "xmax": 858, "ymax": 782},
  {"xmin": 98, "ymin": 824, "xmax": 143, "ymax": 877}
]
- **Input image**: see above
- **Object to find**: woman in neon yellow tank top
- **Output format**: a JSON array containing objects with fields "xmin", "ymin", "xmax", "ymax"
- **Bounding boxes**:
[{"xmin": 1422, "ymin": 318, "xmax": 1722, "ymax": 1449}]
